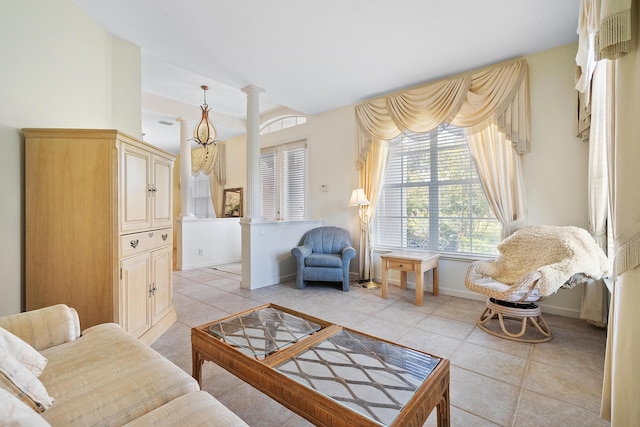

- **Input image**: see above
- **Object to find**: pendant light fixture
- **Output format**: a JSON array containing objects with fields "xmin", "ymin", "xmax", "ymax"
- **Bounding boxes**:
[{"xmin": 192, "ymin": 85, "xmax": 218, "ymax": 146}]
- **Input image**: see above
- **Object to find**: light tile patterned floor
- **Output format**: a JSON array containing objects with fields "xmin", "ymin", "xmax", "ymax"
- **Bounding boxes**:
[{"xmin": 152, "ymin": 267, "xmax": 610, "ymax": 427}]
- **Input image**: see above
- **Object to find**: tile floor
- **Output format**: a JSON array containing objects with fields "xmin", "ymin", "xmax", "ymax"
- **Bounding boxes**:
[{"xmin": 152, "ymin": 267, "xmax": 610, "ymax": 427}]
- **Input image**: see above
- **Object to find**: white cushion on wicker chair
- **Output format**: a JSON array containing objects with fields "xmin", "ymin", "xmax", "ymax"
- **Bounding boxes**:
[{"xmin": 467, "ymin": 275, "xmax": 542, "ymax": 302}]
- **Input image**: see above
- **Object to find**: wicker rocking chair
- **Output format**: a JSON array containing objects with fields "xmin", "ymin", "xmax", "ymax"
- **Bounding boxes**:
[
  {"xmin": 464, "ymin": 225, "xmax": 610, "ymax": 343},
  {"xmin": 465, "ymin": 264, "xmax": 557, "ymax": 343}
]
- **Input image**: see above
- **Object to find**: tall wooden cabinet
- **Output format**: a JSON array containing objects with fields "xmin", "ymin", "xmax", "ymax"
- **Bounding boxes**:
[{"xmin": 24, "ymin": 129, "xmax": 177, "ymax": 344}]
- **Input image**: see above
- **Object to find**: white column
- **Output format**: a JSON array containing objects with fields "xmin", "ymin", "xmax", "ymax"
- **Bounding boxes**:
[
  {"xmin": 177, "ymin": 117, "xmax": 194, "ymax": 218},
  {"xmin": 241, "ymin": 85, "xmax": 264, "ymax": 219}
]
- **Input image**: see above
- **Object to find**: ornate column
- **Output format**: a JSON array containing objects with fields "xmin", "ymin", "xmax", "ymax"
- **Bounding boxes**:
[
  {"xmin": 241, "ymin": 85, "xmax": 264, "ymax": 219},
  {"xmin": 177, "ymin": 117, "xmax": 194, "ymax": 218}
]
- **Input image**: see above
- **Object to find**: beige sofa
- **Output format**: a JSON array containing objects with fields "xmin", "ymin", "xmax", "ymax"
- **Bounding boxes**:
[{"xmin": 0, "ymin": 304, "xmax": 248, "ymax": 426}]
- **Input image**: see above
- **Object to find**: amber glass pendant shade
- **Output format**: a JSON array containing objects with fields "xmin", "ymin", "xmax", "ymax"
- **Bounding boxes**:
[{"xmin": 193, "ymin": 85, "xmax": 217, "ymax": 146}]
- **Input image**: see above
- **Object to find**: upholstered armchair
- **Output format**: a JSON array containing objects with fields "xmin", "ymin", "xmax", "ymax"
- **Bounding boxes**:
[{"xmin": 291, "ymin": 226, "xmax": 356, "ymax": 291}]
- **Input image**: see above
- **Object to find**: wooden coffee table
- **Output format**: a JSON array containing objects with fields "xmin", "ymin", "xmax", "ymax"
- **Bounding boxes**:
[
  {"xmin": 192, "ymin": 303, "xmax": 450, "ymax": 426},
  {"xmin": 380, "ymin": 250, "xmax": 440, "ymax": 306}
]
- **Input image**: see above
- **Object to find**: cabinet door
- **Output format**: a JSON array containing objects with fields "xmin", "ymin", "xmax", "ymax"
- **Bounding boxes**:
[
  {"xmin": 120, "ymin": 253, "xmax": 152, "ymax": 337},
  {"xmin": 151, "ymin": 155, "xmax": 173, "ymax": 228},
  {"xmin": 121, "ymin": 144, "xmax": 152, "ymax": 233},
  {"xmin": 151, "ymin": 245, "xmax": 173, "ymax": 324}
]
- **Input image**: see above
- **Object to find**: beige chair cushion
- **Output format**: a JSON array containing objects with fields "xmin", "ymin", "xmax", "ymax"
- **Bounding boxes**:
[
  {"xmin": 0, "ymin": 327, "xmax": 48, "ymax": 376},
  {"xmin": 0, "ymin": 347, "xmax": 54, "ymax": 412}
]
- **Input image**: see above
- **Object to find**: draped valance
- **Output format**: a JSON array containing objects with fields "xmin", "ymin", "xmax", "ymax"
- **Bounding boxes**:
[
  {"xmin": 355, "ymin": 59, "xmax": 530, "ymax": 167},
  {"xmin": 192, "ymin": 143, "xmax": 226, "ymax": 184}
]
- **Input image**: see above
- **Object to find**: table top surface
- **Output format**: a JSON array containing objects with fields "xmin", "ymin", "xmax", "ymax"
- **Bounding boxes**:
[
  {"xmin": 380, "ymin": 249, "xmax": 440, "ymax": 261},
  {"xmin": 196, "ymin": 304, "xmax": 444, "ymax": 426}
]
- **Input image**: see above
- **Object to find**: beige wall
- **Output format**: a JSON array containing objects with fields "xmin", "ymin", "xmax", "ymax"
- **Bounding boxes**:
[
  {"xmin": 222, "ymin": 43, "xmax": 589, "ymax": 316},
  {"xmin": 0, "ymin": 0, "xmax": 141, "ymax": 316}
]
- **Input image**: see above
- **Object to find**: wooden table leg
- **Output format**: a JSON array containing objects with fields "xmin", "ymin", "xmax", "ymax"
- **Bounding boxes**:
[
  {"xmin": 415, "ymin": 265, "xmax": 424, "ymax": 306},
  {"xmin": 192, "ymin": 348, "xmax": 204, "ymax": 387},
  {"xmin": 432, "ymin": 264, "xmax": 439, "ymax": 296},
  {"xmin": 400, "ymin": 271, "xmax": 408, "ymax": 290},
  {"xmin": 381, "ymin": 260, "xmax": 388, "ymax": 299}
]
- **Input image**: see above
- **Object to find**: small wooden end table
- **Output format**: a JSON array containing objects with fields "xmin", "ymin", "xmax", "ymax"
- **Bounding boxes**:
[{"xmin": 380, "ymin": 250, "xmax": 440, "ymax": 306}]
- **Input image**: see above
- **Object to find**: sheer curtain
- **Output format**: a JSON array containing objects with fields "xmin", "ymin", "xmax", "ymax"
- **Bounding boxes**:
[
  {"xmin": 355, "ymin": 58, "xmax": 530, "ymax": 251},
  {"xmin": 581, "ymin": 62, "xmax": 610, "ymax": 328},
  {"xmin": 192, "ymin": 143, "xmax": 226, "ymax": 218}
]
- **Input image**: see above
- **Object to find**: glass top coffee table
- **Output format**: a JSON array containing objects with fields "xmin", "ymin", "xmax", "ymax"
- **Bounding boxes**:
[{"xmin": 192, "ymin": 303, "xmax": 450, "ymax": 426}]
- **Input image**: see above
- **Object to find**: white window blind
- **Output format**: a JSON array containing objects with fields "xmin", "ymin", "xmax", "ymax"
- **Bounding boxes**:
[
  {"xmin": 260, "ymin": 151, "xmax": 277, "ymax": 220},
  {"xmin": 192, "ymin": 172, "xmax": 216, "ymax": 218},
  {"xmin": 375, "ymin": 125, "xmax": 500, "ymax": 255},
  {"xmin": 260, "ymin": 140, "xmax": 307, "ymax": 220}
]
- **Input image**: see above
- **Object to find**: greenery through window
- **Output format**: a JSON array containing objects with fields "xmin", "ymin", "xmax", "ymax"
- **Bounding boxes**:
[{"xmin": 374, "ymin": 125, "xmax": 500, "ymax": 255}]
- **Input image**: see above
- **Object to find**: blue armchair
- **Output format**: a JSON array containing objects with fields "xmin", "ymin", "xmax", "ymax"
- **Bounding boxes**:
[{"xmin": 291, "ymin": 226, "xmax": 356, "ymax": 291}]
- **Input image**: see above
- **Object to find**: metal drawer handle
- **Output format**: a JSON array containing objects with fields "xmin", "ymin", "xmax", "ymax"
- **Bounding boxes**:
[
  {"xmin": 130, "ymin": 239, "xmax": 139, "ymax": 249},
  {"xmin": 162, "ymin": 234, "xmax": 168, "ymax": 241}
]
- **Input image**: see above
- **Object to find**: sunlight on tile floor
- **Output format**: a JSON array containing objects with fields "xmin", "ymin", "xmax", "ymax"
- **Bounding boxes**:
[{"xmin": 152, "ymin": 267, "xmax": 610, "ymax": 427}]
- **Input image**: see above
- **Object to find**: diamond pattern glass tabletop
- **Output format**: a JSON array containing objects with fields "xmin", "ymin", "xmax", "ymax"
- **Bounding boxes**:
[{"xmin": 208, "ymin": 307, "xmax": 322, "ymax": 358}]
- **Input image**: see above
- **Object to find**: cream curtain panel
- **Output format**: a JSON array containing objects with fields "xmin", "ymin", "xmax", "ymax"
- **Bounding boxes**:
[
  {"xmin": 466, "ymin": 124, "xmax": 527, "ymax": 239},
  {"xmin": 356, "ymin": 140, "xmax": 389, "ymax": 280},
  {"xmin": 192, "ymin": 144, "xmax": 226, "ymax": 218},
  {"xmin": 575, "ymin": 0, "xmax": 640, "ymax": 423},
  {"xmin": 355, "ymin": 58, "xmax": 530, "ymax": 245}
]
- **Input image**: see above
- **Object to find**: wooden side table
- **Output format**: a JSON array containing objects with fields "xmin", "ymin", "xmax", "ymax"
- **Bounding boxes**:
[{"xmin": 380, "ymin": 250, "xmax": 440, "ymax": 306}]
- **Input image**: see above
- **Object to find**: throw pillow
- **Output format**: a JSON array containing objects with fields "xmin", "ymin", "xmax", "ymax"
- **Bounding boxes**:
[
  {"xmin": 0, "ymin": 347, "xmax": 54, "ymax": 413},
  {"xmin": 0, "ymin": 387, "xmax": 51, "ymax": 426},
  {"xmin": 0, "ymin": 327, "xmax": 48, "ymax": 376}
]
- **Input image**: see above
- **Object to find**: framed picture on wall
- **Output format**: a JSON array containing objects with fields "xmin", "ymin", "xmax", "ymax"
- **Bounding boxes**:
[{"xmin": 223, "ymin": 187, "xmax": 243, "ymax": 217}]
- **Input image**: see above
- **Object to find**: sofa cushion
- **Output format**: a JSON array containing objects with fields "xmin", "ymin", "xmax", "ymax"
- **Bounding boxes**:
[
  {"xmin": 304, "ymin": 253, "xmax": 342, "ymax": 268},
  {"xmin": 0, "ymin": 327, "xmax": 48, "ymax": 376},
  {"xmin": 0, "ymin": 388, "xmax": 51, "ymax": 427},
  {"xmin": 38, "ymin": 323, "xmax": 200, "ymax": 426},
  {"xmin": 122, "ymin": 391, "xmax": 248, "ymax": 426},
  {"xmin": 0, "ymin": 346, "xmax": 54, "ymax": 412}
]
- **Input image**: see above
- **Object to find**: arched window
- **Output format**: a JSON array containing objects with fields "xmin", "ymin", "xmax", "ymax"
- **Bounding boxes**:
[{"xmin": 260, "ymin": 115, "xmax": 307, "ymax": 135}]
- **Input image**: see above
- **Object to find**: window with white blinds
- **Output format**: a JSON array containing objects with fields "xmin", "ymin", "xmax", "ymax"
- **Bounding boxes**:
[
  {"xmin": 192, "ymin": 172, "xmax": 216, "ymax": 218},
  {"xmin": 260, "ymin": 140, "xmax": 307, "ymax": 220},
  {"xmin": 374, "ymin": 125, "xmax": 500, "ymax": 255}
]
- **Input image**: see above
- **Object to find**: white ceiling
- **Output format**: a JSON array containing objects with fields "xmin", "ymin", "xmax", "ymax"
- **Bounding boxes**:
[{"xmin": 74, "ymin": 0, "xmax": 580, "ymax": 153}]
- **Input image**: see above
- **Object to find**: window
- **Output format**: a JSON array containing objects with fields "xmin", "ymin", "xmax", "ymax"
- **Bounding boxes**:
[
  {"xmin": 192, "ymin": 172, "xmax": 216, "ymax": 218},
  {"xmin": 374, "ymin": 125, "xmax": 501, "ymax": 255},
  {"xmin": 260, "ymin": 115, "xmax": 307, "ymax": 135},
  {"xmin": 260, "ymin": 140, "xmax": 307, "ymax": 220}
]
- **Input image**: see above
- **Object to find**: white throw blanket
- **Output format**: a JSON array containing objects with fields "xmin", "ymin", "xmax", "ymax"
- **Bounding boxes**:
[{"xmin": 476, "ymin": 225, "xmax": 611, "ymax": 296}]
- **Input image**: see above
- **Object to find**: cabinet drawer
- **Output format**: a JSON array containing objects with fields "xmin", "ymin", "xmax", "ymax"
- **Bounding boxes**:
[
  {"xmin": 121, "ymin": 229, "xmax": 172, "ymax": 258},
  {"xmin": 387, "ymin": 260, "xmax": 416, "ymax": 272}
]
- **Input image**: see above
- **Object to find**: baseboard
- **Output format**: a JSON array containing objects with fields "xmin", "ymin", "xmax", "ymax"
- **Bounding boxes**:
[{"xmin": 382, "ymin": 279, "xmax": 582, "ymax": 319}]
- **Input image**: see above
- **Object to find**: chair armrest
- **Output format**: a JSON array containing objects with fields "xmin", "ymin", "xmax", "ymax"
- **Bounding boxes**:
[
  {"xmin": 291, "ymin": 244, "xmax": 312, "ymax": 259},
  {"xmin": 0, "ymin": 304, "xmax": 81, "ymax": 351},
  {"xmin": 342, "ymin": 246, "xmax": 356, "ymax": 261}
]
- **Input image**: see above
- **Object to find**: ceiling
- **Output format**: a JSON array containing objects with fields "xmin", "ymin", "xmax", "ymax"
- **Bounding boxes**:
[{"xmin": 74, "ymin": 0, "xmax": 580, "ymax": 154}]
